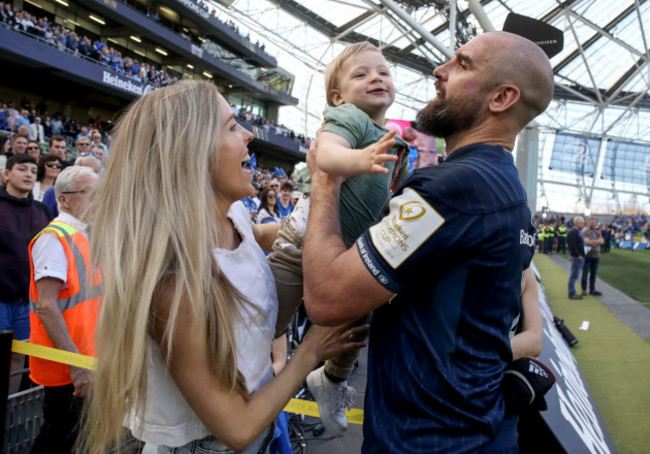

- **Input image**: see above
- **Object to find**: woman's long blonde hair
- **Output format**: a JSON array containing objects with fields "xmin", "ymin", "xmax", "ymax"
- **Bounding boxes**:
[{"xmin": 82, "ymin": 80, "xmax": 247, "ymax": 453}]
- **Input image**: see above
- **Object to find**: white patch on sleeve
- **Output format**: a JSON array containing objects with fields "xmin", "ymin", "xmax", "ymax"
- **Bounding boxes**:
[{"xmin": 368, "ymin": 188, "xmax": 445, "ymax": 269}]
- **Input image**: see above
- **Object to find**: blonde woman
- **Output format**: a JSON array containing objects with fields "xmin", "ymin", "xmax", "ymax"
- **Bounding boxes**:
[{"xmin": 83, "ymin": 80, "xmax": 367, "ymax": 454}]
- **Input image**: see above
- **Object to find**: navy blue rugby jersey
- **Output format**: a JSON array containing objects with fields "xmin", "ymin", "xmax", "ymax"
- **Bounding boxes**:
[{"xmin": 356, "ymin": 144, "xmax": 536, "ymax": 454}]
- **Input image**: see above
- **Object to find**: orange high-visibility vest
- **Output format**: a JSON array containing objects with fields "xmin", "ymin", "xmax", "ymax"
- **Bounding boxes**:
[{"xmin": 28, "ymin": 220, "xmax": 101, "ymax": 387}]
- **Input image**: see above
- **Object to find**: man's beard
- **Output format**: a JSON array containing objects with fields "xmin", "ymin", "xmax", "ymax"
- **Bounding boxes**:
[{"xmin": 416, "ymin": 85, "xmax": 484, "ymax": 139}]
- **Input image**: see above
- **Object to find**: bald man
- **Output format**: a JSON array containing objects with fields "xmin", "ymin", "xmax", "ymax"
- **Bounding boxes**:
[{"xmin": 303, "ymin": 32, "xmax": 554, "ymax": 452}]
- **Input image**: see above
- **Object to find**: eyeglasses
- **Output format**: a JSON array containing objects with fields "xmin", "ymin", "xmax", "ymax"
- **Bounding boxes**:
[
  {"xmin": 27, "ymin": 146, "xmax": 40, "ymax": 150},
  {"xmin": 270, "ymin": 184, "xmax": 279, "ymax": 188},
  {"xmin": 45, "ymin": 162, "xmax": 62, "ymax": 169},
  {"xmin": 61, "ymin": 189, "xmax": 90, "ymax": 196},
  {"xmin": 79, "ymin": 151, "xmax": 99, "ymax": 159},
  {"xmin": 267, "ymin": 194, "xmax": 276, "ymax": 198}
]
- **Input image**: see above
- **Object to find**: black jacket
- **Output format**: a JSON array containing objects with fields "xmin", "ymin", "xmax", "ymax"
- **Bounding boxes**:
[
  {"xmin": 567, "ymin": 227, "xmax": 585, "ymax": 258},
  {"xmin": 0, "ymin": 185, "xmax": 52, "ymax": 302}
]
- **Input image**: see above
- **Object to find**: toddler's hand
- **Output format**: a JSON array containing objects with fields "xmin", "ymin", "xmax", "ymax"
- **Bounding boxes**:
[{"xmin": 361, "ymin": 130, "xmax": 398, "ymax": 174}]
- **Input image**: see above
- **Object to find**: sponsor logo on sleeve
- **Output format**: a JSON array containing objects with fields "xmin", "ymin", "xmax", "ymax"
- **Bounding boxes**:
[
  {"xmin": 520, "ymin": 229, "xmax": 535, "ymax": 247},
  {"xmin": 357, "ymin": 237, "xmax": 389, "ymax": 285},
  {"xmin": 368, "ymin": 188, "xmax": 444, "ymax": 268}
]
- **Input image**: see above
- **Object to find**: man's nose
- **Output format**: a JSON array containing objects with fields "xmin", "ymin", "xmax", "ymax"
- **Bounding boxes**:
[{"xmin": 433, "ymin": 61, "xmax": 450, "ymax": 80}]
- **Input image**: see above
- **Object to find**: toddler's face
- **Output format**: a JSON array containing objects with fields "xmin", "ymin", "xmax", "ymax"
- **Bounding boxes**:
[{"xmin": 332, "ymin": 50, "xmax": 395, "ymax": 119}]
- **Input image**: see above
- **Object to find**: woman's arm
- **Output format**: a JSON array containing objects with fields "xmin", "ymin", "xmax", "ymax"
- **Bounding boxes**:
[
  {"xmin": 152, "ymin": 280, "xmax": 368, "ymax": 451},
  {"xmin": 317, "ymin": 130, "xmax": 397, "ymax": 177},
  {"xmin": 511, "ymin": 267, "xmax": 543, "ymax": 360}
]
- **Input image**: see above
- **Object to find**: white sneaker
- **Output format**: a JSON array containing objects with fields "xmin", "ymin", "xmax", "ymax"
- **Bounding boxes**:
[{"xmin": 306, "ymin": 365, "xmax": 357, "ymax": 437}]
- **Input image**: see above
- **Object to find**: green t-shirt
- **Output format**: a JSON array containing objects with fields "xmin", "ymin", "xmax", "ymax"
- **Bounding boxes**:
[{"xmin": 296, "ymin": 103, "xmax": 410, "ymax": 246}]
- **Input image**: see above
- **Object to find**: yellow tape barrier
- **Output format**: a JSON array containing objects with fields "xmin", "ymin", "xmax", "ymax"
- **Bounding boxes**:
[{"xmin": 11, "ymin": 340, "xmax": 364, "ymax": 424}]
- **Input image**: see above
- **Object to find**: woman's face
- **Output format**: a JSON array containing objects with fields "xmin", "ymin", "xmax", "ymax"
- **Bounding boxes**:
[
  {"xmin": 44, "ymin": 160, "xmax": 61, "ymax": 179},
  {"xmin": 266, "ymin": 191, "xmax": 277, "ymax": 207},
  {"xmin": 213, "ymin": 94, "xmax": 254, "ymax": 204}
]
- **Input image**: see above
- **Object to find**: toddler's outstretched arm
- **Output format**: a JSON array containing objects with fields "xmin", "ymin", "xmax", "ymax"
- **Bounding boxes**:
[{"xmin": 317, "ymin": 129, "xmax": 397, "ymax": 177}]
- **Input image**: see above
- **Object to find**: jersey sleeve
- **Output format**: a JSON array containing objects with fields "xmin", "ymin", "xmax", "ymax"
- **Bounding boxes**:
[
  {"xmin": 321, "ymin": 104, "xmax": 372, "ymax": 148},
  {"xmin": 355, "ymin": 185, "xmax": 478, "ymax": 293}
]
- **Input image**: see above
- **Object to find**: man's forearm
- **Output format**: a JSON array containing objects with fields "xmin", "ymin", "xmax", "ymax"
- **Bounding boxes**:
[
  {"xmin": 37, "ymin": 303, "xmax": 79, "ymax": 354},
  {"xmin": 35, "ymin": 279, "xmax": 79, "ymax": 355},
  {"xmin": 304, "ymin": 177, "xmax": 345, "ymax": 295}
]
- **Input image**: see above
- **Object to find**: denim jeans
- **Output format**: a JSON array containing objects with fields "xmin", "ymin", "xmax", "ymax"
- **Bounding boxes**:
[
  {"xmin": 581, "ymin": 256, "xmax": 600, "ymax": 293},
  {"xmin": 142, "ymin": 423, "xmax": 275, "ymax": 454},
  {"xmin": 568, "ymin": 256, "xmax": 584, "ymax": 297},
  {"xmin": 0, "ymin": 301, "xmax": 30, "ymax": 340}
]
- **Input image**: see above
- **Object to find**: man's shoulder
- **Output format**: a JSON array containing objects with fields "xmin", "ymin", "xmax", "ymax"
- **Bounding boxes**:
[{"xmin": 403, "ymin": 158, "xmax": 524, "ymax": 215}]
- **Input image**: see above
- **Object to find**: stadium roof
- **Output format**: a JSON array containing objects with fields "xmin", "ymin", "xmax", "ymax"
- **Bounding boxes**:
[{"xmin": 215, "ymin": 0, "xmax": 650, "ymax": 139}]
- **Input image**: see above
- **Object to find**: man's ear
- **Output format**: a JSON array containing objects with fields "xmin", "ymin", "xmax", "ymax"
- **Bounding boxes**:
[
  {"xmin": 488, "ymin": 84, "xmax": 520, "ymax": 113},
  {"xmin": 57, "ymin": 193, "xmax": 67, "ymax": 210},
  {"xmin": 330, "ymin": 89, "xmax": 345, "ymax": 107}
]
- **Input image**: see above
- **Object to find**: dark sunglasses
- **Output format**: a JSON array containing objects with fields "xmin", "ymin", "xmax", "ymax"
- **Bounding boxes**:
[
  {"xmin": 27, "ymin": 146, "xmax": 40, "ymax": 150},
  {"xmin": 45, "ymin": 162, "xmax": 62, "ymax": 169},
  {"xmin": 267, "ymin": 194, "xmax": 276, "ymax": 198}
]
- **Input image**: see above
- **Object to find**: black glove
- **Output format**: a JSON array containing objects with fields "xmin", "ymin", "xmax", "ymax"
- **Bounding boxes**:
[{"xmin": 502, "ymin": 357, "xmax": 556, "ymax": 418}]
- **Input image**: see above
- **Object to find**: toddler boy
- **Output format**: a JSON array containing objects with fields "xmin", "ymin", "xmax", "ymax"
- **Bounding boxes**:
[{"xmin": 268, "ymin": 41, "xmax": 409, "ymax": 436}]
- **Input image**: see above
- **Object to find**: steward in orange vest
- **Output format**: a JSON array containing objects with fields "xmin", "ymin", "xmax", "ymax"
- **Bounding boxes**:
[
  {"xmin": 28, "ymin": 166, "xmax": 100, "ymax": 454},
  {"xmin": 28, "ymin": 220, "xmax": 101, "ymax": 386}
]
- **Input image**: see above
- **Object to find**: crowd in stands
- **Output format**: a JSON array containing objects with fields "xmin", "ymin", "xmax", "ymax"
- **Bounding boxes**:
[
  {"xmin": 189, "ymin": 0, "xmax": 267, "ymax": 51},
  {"xmin": 0, "ymin": 97, "xmax": 109, "ymax": 190},
  {"xmin": 240, "ymin": 166, "xmax": 300, "ymax": 225},
  {"xmin": 231, "ymin": 103, "xmax": 312, "ymax": 146},
  {"xmin": 1, "ymin": 3, "xmax": 179, "ymax": 87},
  {"xmin": 0, "ymin": 95, "xmax": 110, "ymax": 149}
]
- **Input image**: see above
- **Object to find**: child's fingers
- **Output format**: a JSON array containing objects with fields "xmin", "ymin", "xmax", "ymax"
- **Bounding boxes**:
[
  {"xmin": 380, "ymin": 129, "xmax": 397, "ymax": 142},
  {"xmin": 370, "ymin": 164, "xmax": 390, "ymax": 174},
  {"xmin": 372, "ymin": 153, "xmax": 398, "ymax": 165},
  {"xmin": 375, "ymin": 137, "xmax": 396, "ymax": 154}
]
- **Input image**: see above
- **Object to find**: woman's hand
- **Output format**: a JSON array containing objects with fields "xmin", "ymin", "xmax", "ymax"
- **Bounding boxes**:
[{"xmin": 299, "ymin": 323, "xmax": 370, "ymax": 364}]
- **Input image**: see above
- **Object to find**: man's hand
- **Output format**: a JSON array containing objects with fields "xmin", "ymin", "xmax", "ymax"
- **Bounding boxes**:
[
  {"xmin": 359, "ymin": 130, "xmax": 398, "ymax": 175},
  {"xmin": 70, "ymin": 366, "xmax": 93, "ymax": 398}
]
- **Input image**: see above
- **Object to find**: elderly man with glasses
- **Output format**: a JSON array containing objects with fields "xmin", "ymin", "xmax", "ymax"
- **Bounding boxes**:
[
  {"xmin": 90, "ymin": 129, "xmax": 107, "ymax": 153},
  {"xmin": 74, "ymin": 136, "xmax": 91, "ymax": 155},
  {"xmin": 41, "ymin": 152, "xmax": 101, "ymax": 218},
  {"xmin": 28, "ymin": 166, "xmax": 101, "ymax": 453}
]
